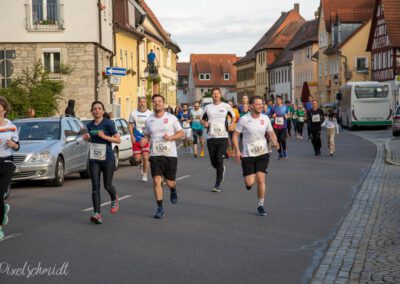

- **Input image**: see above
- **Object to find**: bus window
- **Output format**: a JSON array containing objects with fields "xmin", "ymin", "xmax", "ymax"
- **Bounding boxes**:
[{"xmin": 355, "ymin": 85, "xmax": 389, "ymax": 98}]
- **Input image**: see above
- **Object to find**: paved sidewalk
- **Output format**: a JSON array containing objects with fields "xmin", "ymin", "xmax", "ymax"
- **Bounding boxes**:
[
  {"xmin": 385, "ymin": 137, "xmax": 400, "ymax": 166},
  {"xmin": 312, "ymin": 139, "xmax": 400, "ymax": 283}
]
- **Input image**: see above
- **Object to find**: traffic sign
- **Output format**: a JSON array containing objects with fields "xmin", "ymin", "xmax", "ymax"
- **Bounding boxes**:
[
  {"xmin": 105, "ymin": 67, "xmax": 127, "ymax": 76},
  {"xmin": 0, "ymin": 60, "xmax": 13, "ymax": 77}
]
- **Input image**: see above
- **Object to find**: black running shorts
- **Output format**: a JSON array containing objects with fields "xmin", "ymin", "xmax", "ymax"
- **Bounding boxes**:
[
  {"xmin": 149, "ymin": 156, "xmax": 178, "ymax": 181},
  {"xmin": 241, "ymin": 154, "xmax": 270, "ymax": 176}
]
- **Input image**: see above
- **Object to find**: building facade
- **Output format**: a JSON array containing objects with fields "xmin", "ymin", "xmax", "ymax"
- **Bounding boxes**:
[
  {"xmin": 177, "ymin": 62, "xmax": 190, "ymax": 105},
  {"xmin": 0, "ymin": 0, "xmax": 114, "ymax": 118}
]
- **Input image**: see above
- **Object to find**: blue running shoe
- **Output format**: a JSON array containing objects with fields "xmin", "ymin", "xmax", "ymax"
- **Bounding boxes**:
[
  {"xmin": 154, "ymin": 207, "xmax": 165, "ymax": 219},
  {"xmin": 257, "ymin": 206, "xmax": 267, "ymax": 216},
  {"xmin": 170, "ymin": 190, "xmax": 178, "ymax": 204}
]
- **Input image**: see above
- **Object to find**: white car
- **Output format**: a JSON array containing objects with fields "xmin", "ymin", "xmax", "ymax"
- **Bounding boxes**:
[{"xmin": 81, "ymin": 118, "xmax": 134, "ymax": 169}]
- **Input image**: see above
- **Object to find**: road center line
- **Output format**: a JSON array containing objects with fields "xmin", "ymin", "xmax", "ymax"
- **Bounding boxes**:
[
  {"xmin": 176, "ymin": 175, "xmax": 191, "ymax": 181},
  {"xmin": 82, "ymin": 195, "xmax": 132, "ymax": 212}
]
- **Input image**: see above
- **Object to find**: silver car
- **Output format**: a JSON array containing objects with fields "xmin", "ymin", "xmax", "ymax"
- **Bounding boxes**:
[{"xmin": 12, "ymin": 117, "xmax": 90, "ymax": 186}]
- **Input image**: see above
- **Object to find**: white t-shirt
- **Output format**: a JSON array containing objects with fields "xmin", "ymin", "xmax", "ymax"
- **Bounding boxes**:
[
  {"xmin": 0, "ymin": 119, "xmax": 19, "ymax": 158},
  {"xmin": 128, "ymin": 109, "xmax": 153, "ymax": 134},
  {"xmin": 322, "ymin": 118, "xmax": 340, "ymax": 134},
  {"xmin": 203, "ymin": 102, "xmax": 235, "ymax": 139},
  {"xmin": 235, "ymin": 114, "xmax": 273, "ymax": 157},
  {"xmin": 190, "ymin": 109, "xmax": 204, "ymax": 123},
  {"xmin": 144, "ymin": 112, "xmax": 183, "ymax": 157}
]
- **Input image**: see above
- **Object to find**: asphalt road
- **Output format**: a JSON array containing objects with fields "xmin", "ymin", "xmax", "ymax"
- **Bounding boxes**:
[{"xmin": 0, "ymin": 129, "xmax": 381, "ymax": 284}]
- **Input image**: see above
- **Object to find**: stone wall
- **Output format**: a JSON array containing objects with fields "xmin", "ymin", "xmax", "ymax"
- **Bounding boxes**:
[{"xmin": 0, "ymin": 43, "xmax": 112, "ymax": 118}]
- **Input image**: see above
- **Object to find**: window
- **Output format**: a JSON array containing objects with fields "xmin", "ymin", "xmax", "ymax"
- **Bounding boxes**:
[
  {"xmin": 32, "ymin": 0, "xmax": 60, "ymax": 25},
  {"xmin": 224, "ymin": 73, "xmax": 230, "ymax": 80},
  {"xmin": 43, "ymin": 51, "xmax": 60, "ymax": 73},
  {"xmin": 200, "ymin": 88, "xmax": 204, "ymax": 93},
  {"xmin": 199, "ymin": 73, "xmax": 210, "ymax": 80}
]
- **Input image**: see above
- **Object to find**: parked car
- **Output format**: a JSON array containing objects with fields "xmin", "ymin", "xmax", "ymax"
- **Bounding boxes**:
[
  {"xmin": 393, "ymin": 105, "xmax": 400, "ymax": 136},
  {"xmin": 81, "ymin": 118, "xmax": 134, "ymax": 169},
  {"xmin": 11, "ymin": 116, "xmax": 90, "ymax": 187}
]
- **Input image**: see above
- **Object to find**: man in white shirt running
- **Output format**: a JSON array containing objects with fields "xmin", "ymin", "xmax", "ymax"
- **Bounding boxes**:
[
  {"xmin": 233, "ymin": 95, "xmax": 279, "ymax": 216},
  {"xmin": 142, "ymin": 94, "xmax": 184, "ymax": 219},
  {"xmin": 201, "ymin": 87, "xmax": 236, "ymax": 192},
  {"xmin": 128, "ymin": 97, "xmax": 153, "ymax": 182}
]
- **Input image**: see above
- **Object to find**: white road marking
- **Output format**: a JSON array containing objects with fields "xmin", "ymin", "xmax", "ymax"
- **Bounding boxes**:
[
  {"xmin": 82, "ymin": 195, "xmax": 132, "ymax": 212},
  {"xmin": 176, "ymin": 175, "xmax": 191, "ymax": 181},
  {"xmin": 0, "ymin": 233, "xmax": 22, "ymax": 242}
]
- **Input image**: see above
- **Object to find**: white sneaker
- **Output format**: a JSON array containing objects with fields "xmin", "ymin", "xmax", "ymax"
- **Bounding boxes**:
[{"xmin": 142, "ymin": 174, "xmax": 148, "ymax": 182}]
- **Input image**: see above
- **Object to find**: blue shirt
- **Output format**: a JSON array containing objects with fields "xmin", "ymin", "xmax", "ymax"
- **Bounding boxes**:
[
  {"xmin": 270, "ymin": 105, "xmax": 288, "ymax": 129},
  {"xmin": 305, "ymin": 102, "xmax": 312, "ymax": 111},
  {"xmin": 87, "ymin": 119, "xmax": 118, "ymax": 161},
  {"xmin": 147, "ymin": 52, "xmax": 156, "ymax": 63}
]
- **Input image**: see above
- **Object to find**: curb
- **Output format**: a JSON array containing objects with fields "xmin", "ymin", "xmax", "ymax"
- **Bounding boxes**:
[{"xmin": 384, "ymin": 137, "xmax": 400, "ymax": 166}]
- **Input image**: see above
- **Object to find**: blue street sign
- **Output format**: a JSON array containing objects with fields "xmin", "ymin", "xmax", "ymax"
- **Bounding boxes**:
[{"xmin": 105, "ymin": 67, "xmax": 127, "ymax": 76}]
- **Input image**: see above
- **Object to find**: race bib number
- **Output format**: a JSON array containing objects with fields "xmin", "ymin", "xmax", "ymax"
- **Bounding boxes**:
[
  {"xmin": 90, "ymin": 143, "xmax": 106, "ymax": 161},
  {"xmin": 298, "ymin": 117, "xmax": 304, "ymax": 122},
  {"xmin": 312, "ymin": 115, "xmax": 321, "ymax": 123},
  {"xmin": 153, "ymin": 140, "xmax": 170, "ymax": 155},
  {"xmin": 293, "ymin": 114, "xmax": 298, "ymax": 119},
  {"xmin": 247, "ymin": 140, "xmax": 268, "ymax": 157},
  {"xmin": 210, "ymin": 123, "xmax": 226, "ymax": 137},
  {"xmin": 275, "ymin": 117, "xmax": 284, "ymax": 126}
]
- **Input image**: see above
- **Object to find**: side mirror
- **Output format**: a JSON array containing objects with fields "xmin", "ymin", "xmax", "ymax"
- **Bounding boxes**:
[
  {"xmin": 336, "ymin": 93, "xmax": 342, "ymax": 101},
  {"xmin": 66, "ymin": 135, "xmax": 77, "ymax": 143}
]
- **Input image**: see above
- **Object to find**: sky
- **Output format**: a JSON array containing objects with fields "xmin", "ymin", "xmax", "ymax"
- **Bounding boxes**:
[{"xmin": 146, "ymin": 0, "xmax": 321, "ymax": 62}]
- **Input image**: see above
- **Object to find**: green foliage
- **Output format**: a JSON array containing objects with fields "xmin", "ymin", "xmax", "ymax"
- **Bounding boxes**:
[{"xmin": 0, "ymin": 61, "xmax": 63, "ymax": 119}]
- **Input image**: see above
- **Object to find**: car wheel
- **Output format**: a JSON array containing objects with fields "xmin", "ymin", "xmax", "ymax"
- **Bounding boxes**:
[
  {"xmin": 50, "ymin": 156, "xmax": 65, "ymax": 187},
  {"xmin": 3, "ymin": 184, "xmax": 11, "ymax": 200},
  {"xmin": 113, "ymin": 148, "xmax": 119, "ymax": 170}
]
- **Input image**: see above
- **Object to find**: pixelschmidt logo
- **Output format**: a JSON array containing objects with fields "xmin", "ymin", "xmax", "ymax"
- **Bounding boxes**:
[{"xmin": 0, "ymin": 261, "xmax": 70, "ymax": 279}]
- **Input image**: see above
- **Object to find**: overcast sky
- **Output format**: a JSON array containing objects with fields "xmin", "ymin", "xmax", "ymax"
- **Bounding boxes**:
[{"xmin": 146, "ymin": 0, "xmax": 320, "ymax": 62}]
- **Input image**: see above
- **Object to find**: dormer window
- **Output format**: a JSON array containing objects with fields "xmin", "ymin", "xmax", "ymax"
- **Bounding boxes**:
[
  {"xmin": 199, "ymin": 73, "xmax": 210, "ymax": 80},
  {"xmin": 224, "ymin": 73, "xmax": 230, "ymax": 80}
]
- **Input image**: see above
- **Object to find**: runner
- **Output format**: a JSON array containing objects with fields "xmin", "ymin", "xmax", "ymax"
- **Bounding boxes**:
[
  {"xmin": 292, "ymin": 105, "xmax": 298, "ymax": 137},
  {"xmin": 141, "ymin": 94, "xmax": 184, "ymax": 219},
  {"xmin": 190, "ymin": 101, "xmax": 205, "ymax": 158},
  {"xmin": 270, "ymin": 96, "xmax": 289, "ymax": 159},
  {"xmin": 307, "ymin": 100, "xmax": 324, "ymax": 156},
  {"xmin": 232, "ymin": 96, "xmax": 279, "ymax": 216},
  {"xmin": 83, "ymin": 101, "xmax": 121, "ymax": 224},
  {"xmin": 178, "ymin": 104, "xmax": 192, "ymax": 153},
  {"xmin": 128, "ymin": 97, "xmax": 153, "ymax": 182},
  {"xmin": 0, "ymin": 97, "xmax": 19, "ymax": 239},
  {"xmin": 285, "ymin": 101, "xmax": 294, "ymax": 137},
  {"xmin": 322, "ymin": 110, "xmax": 340, "ymax": 157},
  {"xmin": 238, "ymin": 95, "xmax": 249, "ymax": 115},
  {"xmin": 304, "ymin": 95, "xmax": 313, "ymax": 141},
  {"xmin": 227, "ymin": 100, "xmax": 239, "ymax": 157},
  {"xmin": 295, "ymin": 104, "xmax": 306, "ymax": 139},
  {"xmin": 201, "ymin": 87, "xmax": 236, "ymax": 192}
]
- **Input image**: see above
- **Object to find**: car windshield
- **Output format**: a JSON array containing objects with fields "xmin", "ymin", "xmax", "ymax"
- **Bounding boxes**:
[
  {"xmin": 15, "ymin": 121, "xmax": 61, "ymax": 140},
  {"xmin": 355, "ymin": 85, "xmax": 389, "ymax": 99}
]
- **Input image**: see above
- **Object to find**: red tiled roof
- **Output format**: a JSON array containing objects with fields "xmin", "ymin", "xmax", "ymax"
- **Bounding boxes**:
[
  {"xmin": 190, "ymin": 54, "xmax": 239, "ymax": 87},
  {"xmin": 289, "ymin": 19, "xmax": 319, "ymax": 51},
  {"xmin": 321, "ymin": 0, "xmax": 374, "ymax": 32},
  {"xmin": 382, "ymin": 0, "xmax": 400, "ymax": 47},
  {"xmin": 138, "ymin": 0, "xmax": 180, "ymax": 52},
  {"xmin": 236, "ymin": 6, "xmax": 304, "ymax": 66},
  {"xmin": 177, "ymin": 62, "xmax": 190, "ymax": 77}
]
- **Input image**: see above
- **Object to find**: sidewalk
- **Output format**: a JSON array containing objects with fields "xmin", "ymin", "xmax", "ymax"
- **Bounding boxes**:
[
  {"xmin": 385, "ymin": 137, "xmax": 400, "ymax": 166},
  {"xmin": 311, "ymin": 138, "xmax": 400, "ymax": 284}
]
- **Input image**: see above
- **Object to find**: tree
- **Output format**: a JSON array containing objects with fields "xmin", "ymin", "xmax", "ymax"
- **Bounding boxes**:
[{"xmin": 0, "ymin": 61, "xmax": 63, "ymax": 119}]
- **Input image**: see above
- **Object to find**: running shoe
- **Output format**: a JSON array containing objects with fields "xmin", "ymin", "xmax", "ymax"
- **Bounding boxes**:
[
  {"xmin": 189, "ymin": 147, "xmax": 193, "ymax": 154},
  {"xmin": 257, "ymin": 206, "xmax": 267, "ymax": 216},
  {"xmin": 2, "ymin": 204, "xmax": 10, "ymax": 226},
  {"xmin": 200, "ymin": 149, "xmax": 205, "ymax": 157},
  {"xmin": 170, "ymin": 190, "xmax": 178, "ymax": 204},
  {"xmin": 154, "ymin": 207, "xmax": 165, "ymax": 219},
  {"xmin": 110, "ymin": 196, "xmax": 119, "ymax": 214},
  {"xmin": 278, "ymin": 153, "xmax": 283, "ymax": 160},
  {"xmin": 90, "ymin": 213, "xmax": 103, "ymax": 224},
  {"xmin": 0, "ymin": 228, "xmax": 4, "ymax": 239},
  {"xmin": 212, "ymin": 185, "xmax": 221, "ymax": 193},
  {"xmin": 142, "ymin": 174, "xmax": 148, "ymax": 182},
  {"xmin": 330, "ymin": 152, "xmax": 334, "ymax": 157},
  {"xmin": 283, "ymin": 151, "xmax": 288, "ymax": 159}
]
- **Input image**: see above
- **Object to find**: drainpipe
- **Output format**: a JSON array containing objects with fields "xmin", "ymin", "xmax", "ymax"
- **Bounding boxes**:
[{"xmin": 95, "ymin": 0, "xmax": 103, "ymax": 102}]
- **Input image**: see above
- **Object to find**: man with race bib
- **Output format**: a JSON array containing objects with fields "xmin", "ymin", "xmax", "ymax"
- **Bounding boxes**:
[
  {"xmin": 270, "ymin": 96, "xmax": 289, "ymax": 159},
  {"xmin": 201, "ymin": 88, "xmax": 236, "ymax": 193},
  {"xmin": 307, "ymin": 100, "xmax": 324, "ymax": 156},
  {"xmin": 190, "ymin": 101, "xmax": 205, "ymax": 158},
  {"xmin": 233, "ymin": 96, "xmax": 279, "ymax": 216},
  {"xmin": 178, "ymin": 104, "xmax": 192, "ymax": 153},
  {"xmin": 128, "ymin": 97, "xmax": 153, "ymax": 182},
  {"xmin": 142, "ymin": 94, "xmax": 184, "ymax": 219}
]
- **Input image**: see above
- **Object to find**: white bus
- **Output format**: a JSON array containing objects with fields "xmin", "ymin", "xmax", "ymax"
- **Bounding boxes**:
[{"xmin": 337, "ymin": 81, "xmax": 393, "ymax": 128}]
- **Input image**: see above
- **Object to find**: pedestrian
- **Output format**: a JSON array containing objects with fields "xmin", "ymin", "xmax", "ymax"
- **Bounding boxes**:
[
  {"xmin": 232, "ymin": 96, "xmax": 279, "ymax": 216},
  {"xmin": 141, "ymin": 94, "xmax": 184, "ymax": 219},
  {"xmin": 270, "ymin": 96, "xmax": 289, "ymax": 159},
  {"xmin": 322, "ymin": 110, "xmax": 339, "ymax": 157},
  {"xmin": 304, "ymin": 95, "xmax": 313, "ymax": 141},
  {"xmin": 83, "ymin": 101, "xmax": 121, "ymax": 224},
  {"xmin": 307, "ymin": 100, "xmax": 324, "ymax": 156},
  {"xmin": 26, "ymin": 107, "xmax": 36, "ymax": 118},
  {"xmin": 201, "ymin": 87, "xmax": 236, "ymax": 192},
  {"xmin": 128, "ymin": 97, "xmax": 153, "ymax": 182},
  {"xmin": 238, "ymin": 95, "xmax": 249, "ymax": 115},
  {"xmin": 285, "ymin": 101, "xmax": 294, "ymax": 137},
  {"xmin": 179, "ymin": 104, "xmax": 192, "ymax": 153},
  {"xmin": 240, "ymin": 104, "xmax": 250, "ymax": 117},
  {"xmin": 295, "ymin": 105, "xmax": 305, "ymax": 139},
  {"xmin": 190, "ymin": 101, "xmax": 205, "ymax": 158},
  {"xmin": 292, "ymin": 105, "xmax": 298, "ymax": 136},
  {"xmin": 0, "ymin": 97, "xmax": 20, "ymax": 239},
  {"xmin": 65, "ymin": 99, "xmax": 76, "ymax": 117}
]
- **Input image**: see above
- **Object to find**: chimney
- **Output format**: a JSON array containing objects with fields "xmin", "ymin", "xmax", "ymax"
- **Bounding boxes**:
[{"xmin": 294, "ymin": 3, "xmax": 299, "ymax": 13}]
